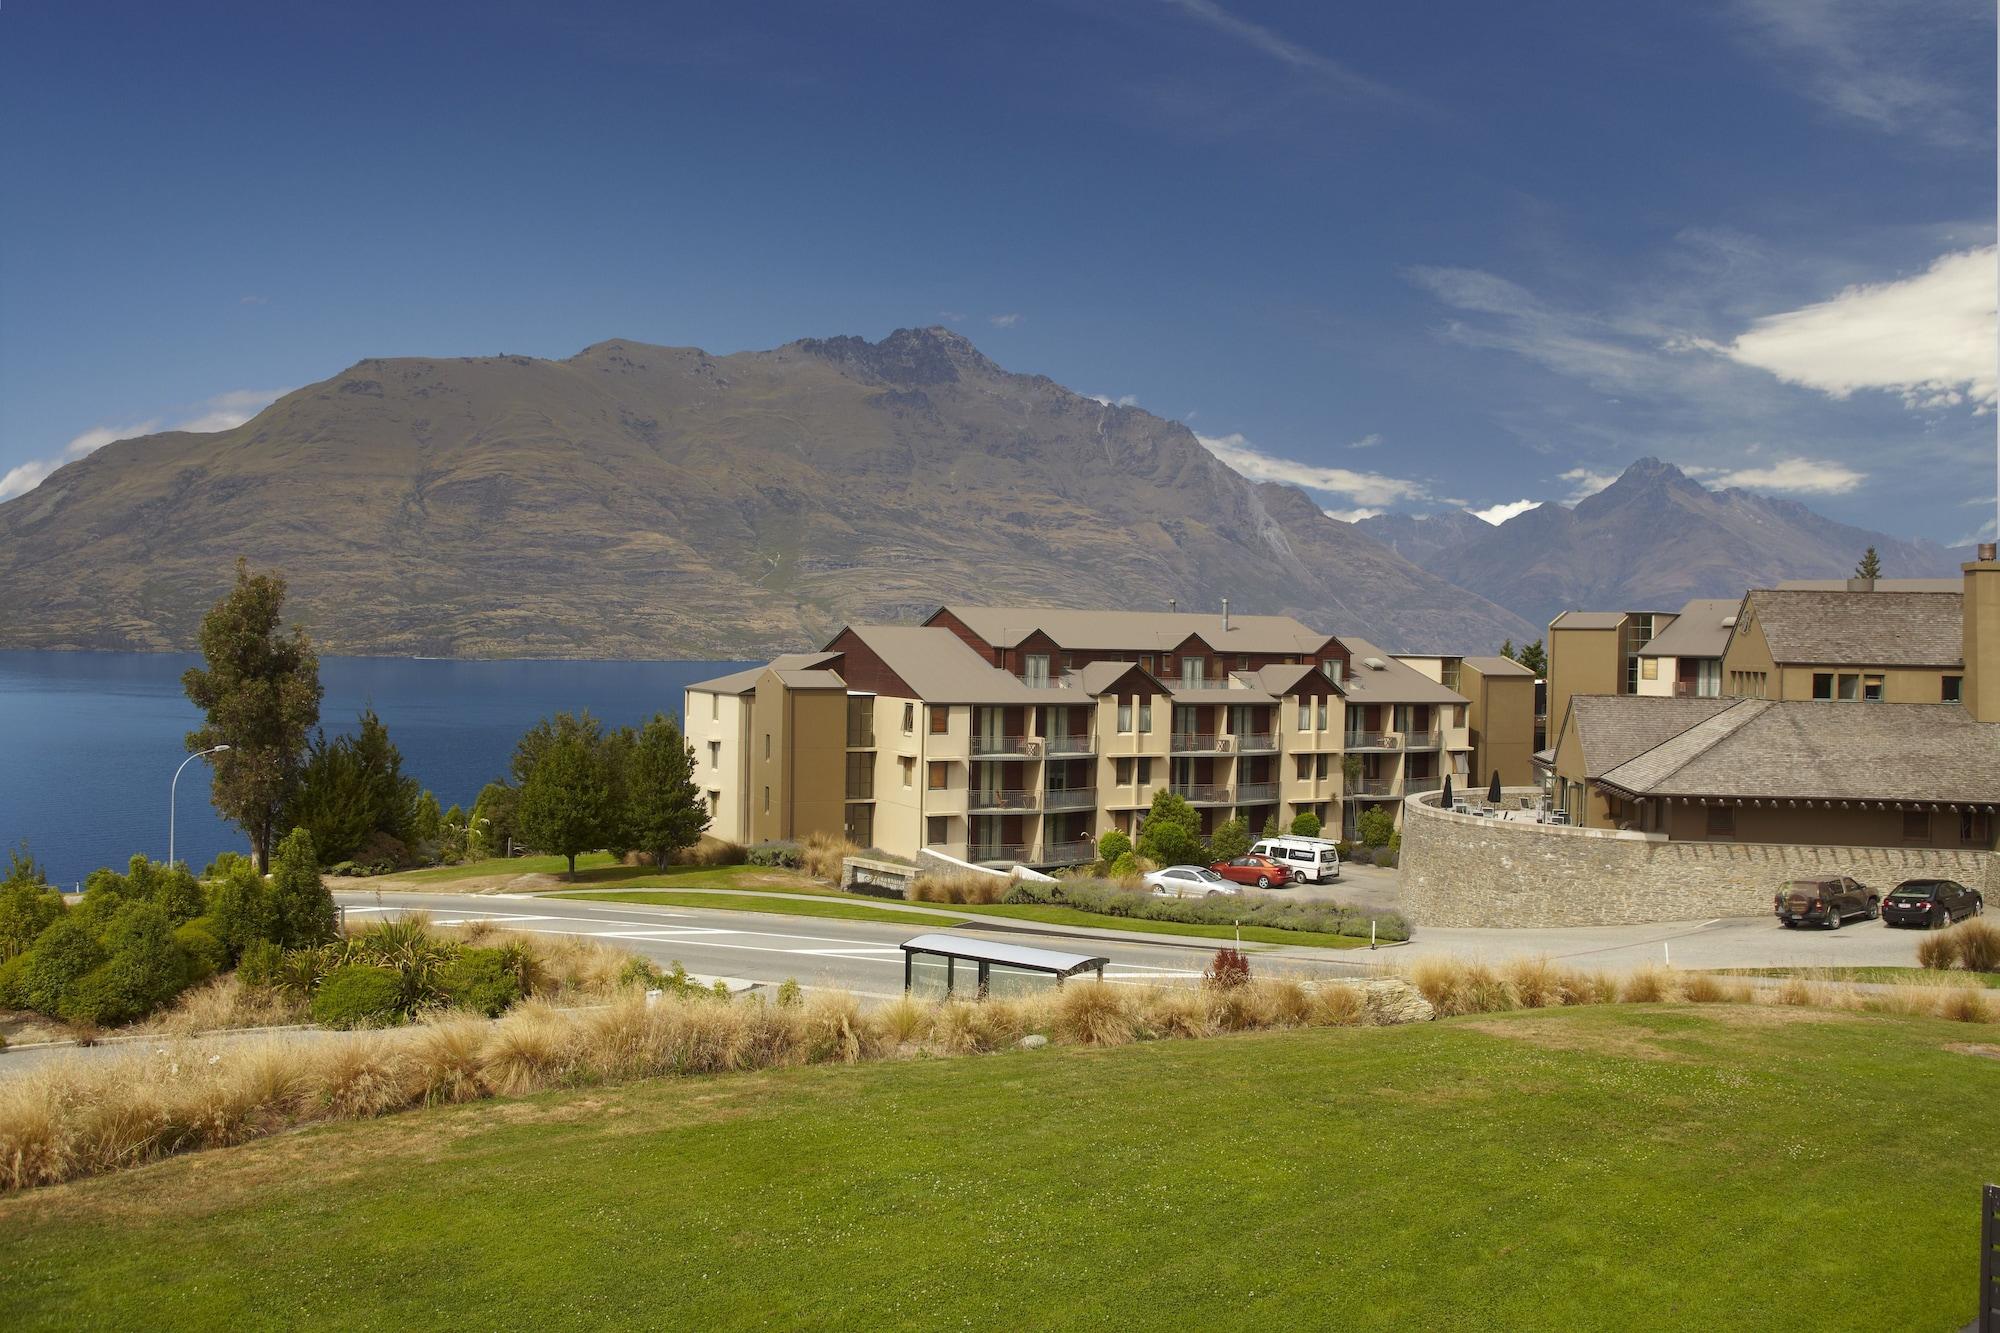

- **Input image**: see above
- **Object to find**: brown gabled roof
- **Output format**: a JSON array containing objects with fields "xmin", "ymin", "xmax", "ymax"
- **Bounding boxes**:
[
  {"xmin": 837, "ymin": 625, "xmax": 1047, "ymax": 704},
  {"xmin": 1637, "ymin": 598, "xmax": 1739, "ymax": 660},
  {"xmin": 1560, "ymin": 694, "xmax": 1736, "ymax": 779},
  {"xmin": 1740, "ymin": 588, "xmax": 1963, "ymax": 667},
  {"xmin": 1597, "ymin": 700, "xmax": 2000, "ymax": 804},
  {"xmin": 687, "ymin": 652, "xmax": 840, "ymax": 695},
  {"xmin": 1337, "ymin": 638, "xmax": 1469, "ymax": 706},
  {"xmin": 934, "ymin": 604, "xmax": 1330, "ymax": 654}
]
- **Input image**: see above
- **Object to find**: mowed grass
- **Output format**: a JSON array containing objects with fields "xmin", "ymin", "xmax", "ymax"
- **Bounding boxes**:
[
  {"xmin": 546, "ymin": 889, "xmax": 950, "ymax": 927},
  {"xmin": 941, "ymin": 900, "xmax": 1375, "ymax": 949},
  {"xmin": 1716, "ymin": 966, "xmax": 2000, "ymax": 990},
  {"xmin": 376, "ymin": 856, "xmax": 829, "ymax": 893},
  {"xmin": 2, "ymin": 1006, "xmax": 1995, "ymax": 1331}
]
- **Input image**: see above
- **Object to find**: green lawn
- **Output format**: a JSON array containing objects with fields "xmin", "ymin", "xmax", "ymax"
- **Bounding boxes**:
[
  {"xmin": 937, "ymin": 900, "xmax": 1375, "ymax": 949},
  {"xmin": 546, "ymin": 889, "xmax": 950, "ymax": 927},
  {"xmin": 380, "ymin": 852, "xmax": 624, "ymax": 883},
  {"xmin": 1714, "ymin": 966, "xmax": 2000, "ymax": 990},
  {"xmin": 373, "ymin": 857, "xmax": 828, "ymax": 893},
  {"xmin": 2, "ymin": 1006, "xmax": 1994, "ymax": 1330}
]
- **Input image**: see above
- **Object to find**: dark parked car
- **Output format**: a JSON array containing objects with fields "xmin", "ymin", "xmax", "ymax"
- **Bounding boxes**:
[
  {"xmin": 1209, "ymin": 854, "xmax": 1292, "ymax": 888},
  {"xmin": 1880, "ymin": 879, "xmax": 1984, "ymax": 929},
  {"xmin": 1773, "ymin": 876, "xmax": 1878, "ymax": 929}
]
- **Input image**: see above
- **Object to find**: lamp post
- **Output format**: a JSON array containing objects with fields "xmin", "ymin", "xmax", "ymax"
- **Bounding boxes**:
[{"xmin": 170, "ymin": 745, "xmax": 231, "ymax": 868}]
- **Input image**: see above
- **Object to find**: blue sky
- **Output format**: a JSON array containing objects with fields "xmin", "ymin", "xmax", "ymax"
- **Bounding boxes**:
[{"xmin": 2, "ymin": 0, "xmax": 1994, "ymax": 542}]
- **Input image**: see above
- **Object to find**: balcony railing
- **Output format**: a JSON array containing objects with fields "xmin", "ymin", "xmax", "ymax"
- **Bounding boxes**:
[
  {"xmin": 970, "ymin": 788, "xmax": 1038, "ymax": 811},
  {"xmin": 971, "ymin": 843, "xmax": 1033, "ymax": 866},
  {"xmin": 1042, "ymin": 787, "xmax": 1097, "ymax": 811},
  {"xmin": 1171, "ymin": 733, "xmax": 1228, "ymax": 753},
  {"xmin": 1171, "ymin": 783, "xmax": 1234, "ymax": 804},
  {"xmin": 1033, "ymin": 837, "xmax": 1098, "ymax": 866},
  {"xmin": 1044, "ymin": 732, "xmax": 1094, "ymax": 756},
  {"xmin": 1401, "ymin": 730, "xmax": 1442, "ymax": 751},
  {"xmin": 971, "ymin": 735, "xmax": 1042, "ymax": 757},
  {"xmin": 1235, "ymin": 782, "xmax": 1278, "ymax": 803},
  {"xmin": 1344, "ymin": 732, "xmax": 1401, "ymax": 751},
  {"xmin": 1234, "ymin": 733, "xmax": 1276, "ymax": 753},
  {"xmin": 1345, "ymin": 778, "xmax": 1398, "ymax": 798}
]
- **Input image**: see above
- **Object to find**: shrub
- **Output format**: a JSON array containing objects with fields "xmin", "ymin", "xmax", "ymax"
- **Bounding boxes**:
[
  {"xmin": 237, "ymin": 939, "xmax": 286, "ymax": 988},
  {"xmin": 1204, "ymin": 948, "xmax": 1251, "ymax": 989},
  {"xmin": 1095, "ymin": 830, "xmax": 1132, "ymax": 869},
  {"xmin": 312, "ymin": 965, "xmax": 406, "ymax": 1029},
  {"xmin": 16, "ymin": 918, "xmax": 106, "ymax": 1016},
  {"xmin": 1916, "ymin": 931, "xmax": 1957, "ymax": 971},
  {"xmin": 1207, "ymin": 817, "xmax": 1252, "ymax": 863},
  {"xmin": 616, "ymin": 956, "xmax": 672, "ymax": 991},
  {"xmin": 1356, "ymin": 805, "xmax": 1396, "ymax": 849},
  {"xmin": 1000, "ymin": 875, "xmax": 1410, "ymax": 942},
  {"xmin": 0, "ymin": 954, "xmax": 25, "ymax": 1007},
  {"xmin": 0, "ymin": 879, "xmax": 64, "ymax": 961},
  {"xmin": 1135, "ymin": 790, "xmax": 1204, "ymax": 867},
  {"xmin": 205, "ymin": 862, "xmax": 277, "ymax": 961},
  {"xmin": 173, "ymin": 920, "xmax": 228, "ymax": 982},
  {"xmin": 438, "ymin": 948, "xmax": 522, "ymax": 1018},
  {"xmin": 1289, "ymin": 811, "xmax": 1322, "ymax": 838},
  {"xmin": 1373, "ymin": 849, "xmax": 1399, "ymax": 870},
  {"xmin": 909, "ymin": 869, "xmax": 1007, "ymax": 905},
  {"xmin": 747, "ymin": 840, "xmax": 802, "ymax": 869},
  {"xmin": 270, "ymin": 829, "xmax": 337, "ymax": 948},
  {"xmin": 1950, "ymin": 919, "xmax": 2000, "ymax": 973},
  {"xmin": 799, "ymin": 832, "xmax": 860, "ymax": 881},
  {"xmin": 776, "ymin": 978, "xmax": 802, "ymax": 1008},
  {"xmin": 1345, "ymin": 845, "xmax": 1374, "ymax": 866},
  {"xmin": 1107, "ymin": 850, "xmax": 1140, "ymax": 879}
]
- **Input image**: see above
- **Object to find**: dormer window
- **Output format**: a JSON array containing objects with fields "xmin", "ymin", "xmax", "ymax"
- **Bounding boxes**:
[
  {"xmin": 1023, "ymin": 653, "xmax": 1050, "ymax": 687},
  {"xmin": 1181, "ymin": 657, "xmax": 1205, "ymax": 688}
]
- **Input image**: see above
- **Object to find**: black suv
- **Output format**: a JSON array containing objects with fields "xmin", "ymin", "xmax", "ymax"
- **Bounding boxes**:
[
  {"xmin": 1774, "ymin": 877, "xmax": 1878, "ymax": 929},
  {"xmin": 1880, "ymin": 879, "xmax": 1984, "ymax": 929}
]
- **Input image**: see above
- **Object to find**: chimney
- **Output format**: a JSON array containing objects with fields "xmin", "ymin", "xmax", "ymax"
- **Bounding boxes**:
[
  {"xmin": 1168, "ymin": 598, "xmax": 1177, "ymax": 614},
  {"xmin": 1964, "ymin": 544, "xmax": 2000, "ymax": 723},
  {"xmin": 1845, "ymin": 576, "xmax": 1875, "ymax": 593},
  {"xmin": 1221, "ymin": 598, "xmax": 1230, "ymax": 633}
]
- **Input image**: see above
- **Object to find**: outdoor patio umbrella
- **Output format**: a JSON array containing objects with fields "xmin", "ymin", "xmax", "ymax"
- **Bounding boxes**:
[
  {"xmin": 1440, "ymin": 775, "xmax": 1453, "ymax": 809},
  {"xmin": 1487, "ymin": 771, "xmax": 1503, "ymax": 805}
]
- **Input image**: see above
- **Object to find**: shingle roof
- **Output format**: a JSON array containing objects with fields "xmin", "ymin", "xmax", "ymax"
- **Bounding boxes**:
[
  {"xmin": 839, "ymin": 625, "xmax": 1048, "ymax": 704},
  {"xmin": 1337, "ymin": 637, "xmax": 1469, "ymax": 706},
  {"xmin": 1461, "ymin": 655, "xmax": 1536, "ymax": 677},
  {"xmin": 1597, "ymin": 700, "xmax": 2000, "ymax": 804},
  {"xmin": 1741, "ymin": 588, "xmax": 1962, "ymax": 667},
  {"xmin": 687, "ymin": 652, "xmax": 839, "ymax": 695},
  {"xmin": 1775, "ymin": 578, "xmax": 1961, "ymax": 592},
  {"xmin": 936, "ymin": 604, "xmax": 1330, "ymax": 654},
  {"xmin": 1637, "ymin": 598, "xmax": 1739, "ymax": 659},
  {"xmin": 1562, "ymin": 694, "xmax": 1736, "ymax": 779}
]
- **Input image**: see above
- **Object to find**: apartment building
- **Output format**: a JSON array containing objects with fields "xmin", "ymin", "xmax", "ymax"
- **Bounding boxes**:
[
  {"xmin": 1545, "ymin": 608, "xmax": 1673, "ymax": 747},
  {"xmin": 1632, "ymin": 598, "xmax": 1734, "ymax": 698},
  {"xmin": 1391, "ymin": 651, "xmax": 1537, "ymax": 788},
  {"xmin": 683, "ymin": 605, "xmax": 1493, "ymax": 866},
  {"xmin": 1534, "ymin": 549, "xmax": 2000, "ymax": 851}
]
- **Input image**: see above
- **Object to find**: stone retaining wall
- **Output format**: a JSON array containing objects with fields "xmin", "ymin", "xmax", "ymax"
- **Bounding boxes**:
[{"xmin": 1399, "ymin": 789, "xmax": 1999, "ymax": 928}]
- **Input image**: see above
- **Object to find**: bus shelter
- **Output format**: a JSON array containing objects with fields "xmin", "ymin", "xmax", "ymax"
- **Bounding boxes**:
[{"xmin": 900, "ymin": 933, "xmax": 1109, "ymax": 1000}]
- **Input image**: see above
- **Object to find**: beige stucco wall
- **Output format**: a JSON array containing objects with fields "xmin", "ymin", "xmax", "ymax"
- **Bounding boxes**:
[
  {"xmin": 1399, "ymin": 789, "xmax": 1998, "ymax": 927},
  {"xmin": 747, "ymin": 675, "xmax": 845, "ymax": 844},
  {"xmin": 1547, "ymin": 624, "xmax": 1622, "ymax": 746},
  {"xmin": 682, "ymin": 688, "xmax": 752, "ymax": 843},
  {"xmin": 1633, "ymin": 655, "xmax": 1676, "ymax": 697},
  {"xmin": 1465, "ymin": 666, "xmax": 1535, "ymax": 788},
  {"xmin": 1968, "ymin": 559, "xmax": 2000, "ymax": 723}
]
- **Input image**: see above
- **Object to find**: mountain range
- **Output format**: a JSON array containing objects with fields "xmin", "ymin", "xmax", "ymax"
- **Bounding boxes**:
[
  {"xmin": 1354, "ymin": 458, "xmax": 1967, "ymax": 629},
  {"xmin": 0, "ymin": 329, "xmax": 1535, "ymax": 658}
]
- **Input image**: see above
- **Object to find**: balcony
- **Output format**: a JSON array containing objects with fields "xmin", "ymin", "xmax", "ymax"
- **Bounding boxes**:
[
  {"xmin": 1171, "ymin": 783, "xmax": 1234, "ymax": 805},
  {"xmin": 1401, "ymin": 730, "xmax": 1441, "ymax": 751},
  {"xmin": 1044, "ymin": 732, "xmax": 1095, "ymax": 756},
  {"xmin": 1171, "ymin": 733, "xmax": 1228, "ymax": 753},
  {"xmin": 1345, "ymin": 777, "xmax": 1398, "ymax": 799},
  {"xmin": 1234, "ymin": 733, "xmax": 1276, "ymax": 753},
  {"xmin": 971, "ymin": 735, "xmax": 1042, "ymax": 758},
  {"xmin": 1344, "ymin": 732, "xmax": 1401, "ymax": 751},
  {"xmin": 1032, "ymin": 837, "xmax": 1098, "ymax": 866},
  {"xmin": 972, "ymin": 843, "xmax": 1033, "ymax": 866},
  {"xmin": 970, "ymin": 788, "xmax": 1038, "ymax": 812},
  {"xmin": 1042, "ymin": 787, "xmax": 1097, "ymax": 811},
  {"xmin": 1235, "ymin": 782, "xmax": 1278, "ymax": 803}
]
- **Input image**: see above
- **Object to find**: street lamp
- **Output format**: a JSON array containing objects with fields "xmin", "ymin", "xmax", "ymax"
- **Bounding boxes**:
[{"xmin": 170, "ymin": 745, "xmax": 231, "ymax": 868}]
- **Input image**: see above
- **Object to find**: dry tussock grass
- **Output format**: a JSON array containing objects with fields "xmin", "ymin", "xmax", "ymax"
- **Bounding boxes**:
[
  {"xmin": 799, "ymin": 832, "xmax": 861, "ymax": 882},
  {"xmin": 908, "ymin": 869, "xmax": 1009, "ymax": 905},
  {"xmin": 136, "ymin": 976, "xmax": 310, "ymax": 1037}
]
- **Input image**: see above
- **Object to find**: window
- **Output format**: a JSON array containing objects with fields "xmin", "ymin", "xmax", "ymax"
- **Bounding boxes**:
[
  {"xmin": 930, "ymin": 705, "xmax": 949, "ymax": 734},
  {"xmin": 1237, "ymin": 655, "xmax": 1250, "ymax": 670},
  {"xmin": 927, "ymin": 816, "xmax": 948, "ymax": 846},
  {"xmin": 1316, "ymin": 754, "xmax": 1330, "ymax": 780},
  {"xmin": 1062, "ymin": 653, "xmax": 1075, "ymax": 670},
  {"xmin": 845, "ymin": 805, "xmax": 873, "ymax": 847},
  {"xmin": 1140, "ymin": 653, "xmax": 1156, "ymax": 673},
  {"xmin": 763, "ymin": 733, "xmax": 771, "ymax": 761},
  {"xmin": 1115, "ymin": 757, "xmax": 1134, "ymax": 785},
  {"xmin": 1024, "ymin": 654, "xmax": 1051, "ymax": 687},
  {"xmin": 1862, "ymin": 674, "xmax": 1884, "ymax": 703},
  {"xmin": 1117, "ymin": 700, "xmax": 1133, "ymax": 733},
  {"xmin": 710, "ymin": 693, "xmax": 719, "ymax": 721},
  {"xmin": 1298, "ymin": 700, "xmax": 1311, "ymax": 730},
  {"xmin": 1944, "ymin": 675, "xmax": 1964, "ymax": 703},
  {"xmin": 928, "ymin": 761, "xmax": 947, "ymax": 790},
  {"xmin": 706, "ymin": 790, "xmax": 719, "ymax": 815},
  {"xmin": 1837, "ymin": 673, "xmax": 1860, "ymax": 701},
  {"xmin": 1295, "ymin": 755, "xmax": 1311, "ymax": 780},
  {"xmin": 708, "ymin": 740, "xmax": 721, "ymax": 769},
  {"xmin": 1181, "ymin": 657, "xmax": 1205, "ymax": 688},
  {"xmin": 1901, "ymin": 810, "xmax": 1931, "ymax": 843},
  {"xmin": 1812, "ymin": 673, "xmax": 1833, "ymax": 700},
  {"xmin": 1694, "ymin": 660, "xmax": 1721, "ymax": 697},
  {"xmin": 1138, "ymin": 700, "xmax": 1152, "ymax": 733},
  {"xmin": 1322, "ymin": 658, "xmax": 1342, "ymax": 683},
  {"xmin": 1960, "ymin": 810, "xmax": 1992, "ymax": 844},
  {"xmin": 1317, "ymin": 699, "xmax": 1329, "ymax": 730},
  {"xmin": 1640, "ymin": 658, "xmax": 1658, "ymax": 681},
  {"xmin": 845, "ymin": 753, "xmax": 874, "ymax": 799},
  {"xmin": 1137, "ymin": 758, "xmax": 1153, "ymax": 785},
  {"xmin": 1704, "ymin": 805, "xmax": 1735, "ymax": 837},
  {"xmin": 900, "ymin": 756, "xmax": 915, "ymax": 788},
  {"xmin": 762, "ymin": 786, "xmax": 771, "ymax": 813},
  {"xmin": 902, "ymin": 702, "xmax": 915, "ymax": 734}
]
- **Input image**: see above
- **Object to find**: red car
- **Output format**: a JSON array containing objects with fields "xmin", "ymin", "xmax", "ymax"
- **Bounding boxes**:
[{"xmin": 1210, "ymin": 854, "xmax": 1291, "ymax": 888}]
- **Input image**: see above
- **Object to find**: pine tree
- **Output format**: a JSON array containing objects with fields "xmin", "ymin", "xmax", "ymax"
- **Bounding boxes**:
[
  {"xmin": 1516, "ymin": 638, "xmax": 1548, "ymax": 677},
  {"xmin": 1856, "ymin": 546, "xmax": 1882, "ymax": 579},
  {"xmin": 515, "ymin": 722, "xmax": 613, "ymax": 876},
  {"xmin": 1207, "ymin": 815, "xmax": 1251, "ymax": 862},
  {"xmin": 269, "ymin": 827, "xmax": 336, "ymax": 948},
  {"xmin": 623, "ymin": 714, "xmax": 709, "ymax": 869},
  {"xmin": 181, "ymin": 560, "xmax": 322, "ymax": 869}
]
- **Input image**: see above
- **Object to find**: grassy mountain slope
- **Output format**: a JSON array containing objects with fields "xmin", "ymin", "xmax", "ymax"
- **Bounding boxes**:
[{"xmin": 0, "ymin": 329, "xmax": 1533, "ymax": 657}]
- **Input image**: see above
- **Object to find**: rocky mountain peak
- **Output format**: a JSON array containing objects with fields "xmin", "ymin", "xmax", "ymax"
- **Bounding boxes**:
[{"xmin": 792, "ymin": 326, "xmax": 996, "ymax": 386}]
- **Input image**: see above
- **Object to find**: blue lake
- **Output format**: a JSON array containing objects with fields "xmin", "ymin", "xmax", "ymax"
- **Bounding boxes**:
[{"xmin": 0, "ymin": 652, "xmax": 748, "ymax": 887}]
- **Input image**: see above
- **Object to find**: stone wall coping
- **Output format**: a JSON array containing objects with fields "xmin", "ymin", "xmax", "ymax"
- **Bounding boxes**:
[{"xmin": 1404, "ymin": 789, "xmax": 1664, "ymax": 842}]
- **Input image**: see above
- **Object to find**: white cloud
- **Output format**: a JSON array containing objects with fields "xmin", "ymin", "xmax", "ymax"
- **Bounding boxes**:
[
  {"xmin": 239, "ymin": 294, "xmax": 268, "ymax": 306},
  {"xmin": 1558, "ymin": 468, "xmax": 1619, "ymax": 502},
  {"xmin": 1470, "ymin": 499, "xmax": 1540, "ymax": 525},
  {"xmin": 0, "ymin": 387, "xmax": 290, "ymax": 503},
  {"xmin": 1088, "ymin": 393, "xmax": 1139, "ymax": 407},
  {"xmin": 937, "ymin": 310, "xmax": 966, "ymax": 323},
  {"xmin": 1321, "ymin": 506, "xmax": 1383, "ymax": 523},
  {"xmin": 1160, "ymin": 0, "xmax": 1402, "ymax": 103},
  {"xmin": 1195, "ymin": 431, "xmax": 1429, "ymax": 506},
  {"xmin": 1693, "ymin": 246, "xmax": 1997, "ymax": 411},
  {"xmin": 1701, "ymin": 455, "xmax": 1866, "ymax": 494},
  {"xmin": 988, "ymin": 313, "xmax": 1022, "ymax": 328},
  {"xmin": 1347, "ymin": 433, "xmax": 1383, "ymax": 449}
]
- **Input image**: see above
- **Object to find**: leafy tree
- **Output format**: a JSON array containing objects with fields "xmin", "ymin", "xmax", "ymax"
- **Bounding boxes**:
[
  {"xmin": 1261, "ymin": 813, "xmax": 1282, "ymax": 839},
  {"xmin": 437, "ymin": 803, "xmax": 470, "ymax": 863},
  {"xmin": 472, "ymin": 781, "xmax": 520, "ymax": 856},
  {"xmin": 514, "ymin": 717, "xmax": 613, "ymax": 875},
  {"xmin": 205, "ymin": 860, "xmax": 277, "ymax": 962},
  {"xmin": 1208, "ymin": 815, "xmax": 1251, "ymax": 862},
  {"xmin": 1855, "ymin": 546, "xmax": 1882, "ymax": 579},
  {"xmin": 181, "ymin": 560, "xmax": 323, "ymax": 868},
  {"xmin": 410, "ymin": 790, "xmax": 443, "ymax": 851},
  {"xmin": 599, "ymin": 725, "xmax": 639, "ymax": 859},
  {"xmin": 286, "ymin": 709, "xmax": 422, "ymax": 865},
  {"xmin": 1356, "ymin": 804, "xmax": 1397, "ymax": 848},
  {"xmin": 17, "ymin": 917, "xmax": 105, "ymax": 1016},
  {"xmin": 269, "ymin": 828, "xmax": 336, "ymax": 948},
  {"xmin": 0, "ymin": 848, "xmax": 64, "ymax": 960},
  {"xmin": 1136, "ymin": 789, "xmax": 1204, "ymax": 867},
  {"xmin": 1289, "ymin": 810, "xmax": 1323, "ymax": 838},
  {"xmin": 621, "ymin": 714, "xmax": 708, "ymax": 869}
]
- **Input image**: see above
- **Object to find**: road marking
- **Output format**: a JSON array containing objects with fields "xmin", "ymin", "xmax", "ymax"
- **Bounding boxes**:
[{"xmin": 789, "ymin": 946, "xmax": 906, "ymax": 957}]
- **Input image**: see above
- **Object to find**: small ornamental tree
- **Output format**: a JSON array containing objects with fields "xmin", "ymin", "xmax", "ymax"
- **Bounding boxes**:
[
  {"xmin": 1356, "ymin": 804, "xmax": 1397, "ymax": 849},
  {"xmin": 622, "ymin": 713, "xmax": 708, "ymax": 869},
  {"xmin": 1204, "ymin": 947, "xmax": 1251, "ymax": 990},
  {"xmin": 1095, "ymin": 829, "xmax": 1132, "ymax": 870},
  {"xmin": 1136, "ymin": 789, "xmax": 1204, "ymax": 867},
  {"xmin": 515, "ymin": 721, "xmax": 613, "ymax": 875},
  {"xmin": 1208, "ymin": 816, "xmax": 1252, "ymax": 863},
  {"xmin": 1261, "ymin": 813, "xmax": 1281, "ymax": 839},
  {"xmin": 1855, "ymin": 546, "xmax": 1882, "ymax": 580},
  {"xmin": 270, "ymin": 827, "xmax": 336, "ymax": 948},
  {"xmin": 410, "ymin": 790, "xmax": 443, "ymax": 852},
  {"xmin": 1289, "ymin": 810, "xmax": 1323, "ymax": 838}
]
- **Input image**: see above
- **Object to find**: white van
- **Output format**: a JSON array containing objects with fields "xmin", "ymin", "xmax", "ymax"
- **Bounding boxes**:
[{"xmin": 1250, "ymin": 836, "xmax": 1341, "ymax": 884}]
